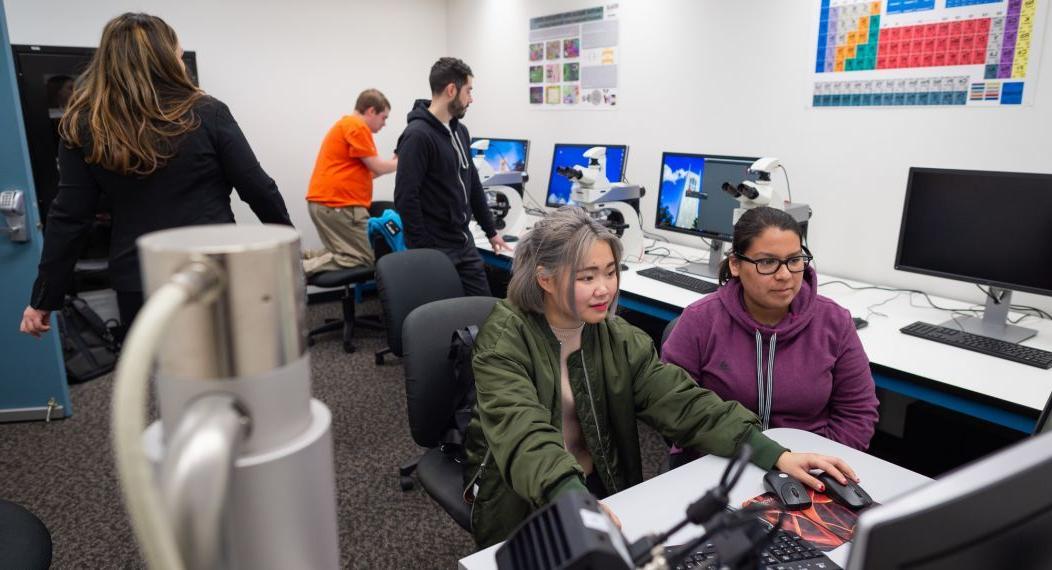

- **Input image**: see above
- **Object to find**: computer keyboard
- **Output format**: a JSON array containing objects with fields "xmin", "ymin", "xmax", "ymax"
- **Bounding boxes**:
[
  {"xmin": 900, "ymin": 321, "xmax": 1052, "ymax": 369},
  {"xmin": 637, "ymin": 267, "xmax": 719, "ymax": 295},
  {"xmin": 665, "ymin": 528, "xmax": 840, "ymax": 570}
]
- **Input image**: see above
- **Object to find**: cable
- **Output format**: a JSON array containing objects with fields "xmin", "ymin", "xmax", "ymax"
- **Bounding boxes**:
[
  {"xmin": 778, "ymin": 165, "xmax": 793, "ymax": 203},
  {"xmin": 975, "ymin": 284, "xmax": 1052, "ymax": 319},
  {"xmin": 112, "ymin": 263, "xmax": 221, "ymax": 570}
]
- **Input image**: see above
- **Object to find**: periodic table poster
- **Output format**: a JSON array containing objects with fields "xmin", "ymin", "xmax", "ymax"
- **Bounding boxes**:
[
  {"xmin": 528, "ymin": 4, "xmax": 619, "ymax": 109},
  {"xmin": 811, "ymin": 0, "xmax": 1048, "ymax": 107}
]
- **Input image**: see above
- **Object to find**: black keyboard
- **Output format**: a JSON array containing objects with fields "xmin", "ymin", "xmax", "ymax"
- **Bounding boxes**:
[
  {"xmin": 900, "ymin": 321, "xmax": 1052, "ymax": 369},
  {"xmin": 637, "ymin": 267, "xmax": 719, "ymax": 295},
  {"xmin": 665, "ymin": 529, "xmax": 840, "ymax": 570}
]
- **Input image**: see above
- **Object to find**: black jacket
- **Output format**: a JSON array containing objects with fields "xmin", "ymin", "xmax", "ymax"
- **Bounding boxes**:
[
  {"xmin": 393, "ymin": 99, "xmax": 496, "ymax": 249},
  {"xmin": 30, "ymin": 96, "xmax": 292, "ymax": 310}
]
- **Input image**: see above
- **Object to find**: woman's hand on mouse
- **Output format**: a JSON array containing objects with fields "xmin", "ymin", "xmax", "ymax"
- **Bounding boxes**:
[{"xmin": 775, "ymin": 452, "xmax": 859, "ymax": 492}]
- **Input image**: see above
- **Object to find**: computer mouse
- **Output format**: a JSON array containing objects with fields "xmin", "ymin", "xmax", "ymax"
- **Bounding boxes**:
[
  {"xmin": 852, "ymin": 317, "xmax": 868, "ymax": 330},
  {"xmin": 502, "ymin": 235, "xmax": 519, "ymax": 243},
  {"xmin": 817, "ymin": 472, "xmax": 873, "ymax": 510},
  {"xmin": 763, "ymin": 470, "xmax": 812, "ymax": 510},
  {"xmin": 619, "ymin": 263, "xmax": 629, "ymax": 271}
]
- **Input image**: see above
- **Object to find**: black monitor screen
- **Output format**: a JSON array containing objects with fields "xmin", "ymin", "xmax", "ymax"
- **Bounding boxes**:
[
  {"xmin": 471, "ymin": 137, "xmax": 529, "ymax": 173},
  {"xmin": 655, "ymin": 153, "xmax": 758, "ymax": 241},
  {"xmin": 895, "ymin": 167, "xmax": 1052, "ymax": 296},
  {"xmin": 545, "ymin": 144, "xmax": 627, "ymax": 208}
]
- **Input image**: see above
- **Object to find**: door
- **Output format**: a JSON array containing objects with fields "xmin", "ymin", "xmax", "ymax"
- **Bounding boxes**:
[{"xmin": 0, "ymin": 3, "xmax": 72, "ymax": 421}]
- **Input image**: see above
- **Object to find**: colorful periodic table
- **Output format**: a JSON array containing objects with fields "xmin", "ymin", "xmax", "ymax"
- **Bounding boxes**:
[{"xmin": 812, "ymin": 0, "xmax": 1047, "ymax": 107}]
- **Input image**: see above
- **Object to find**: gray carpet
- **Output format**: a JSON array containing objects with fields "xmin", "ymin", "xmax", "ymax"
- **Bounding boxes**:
[{"xmin": 0, "ymin": 298, "xmax": 667, "ymax": 568}]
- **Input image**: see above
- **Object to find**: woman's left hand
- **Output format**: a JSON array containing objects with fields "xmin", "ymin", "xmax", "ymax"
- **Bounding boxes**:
[{"xmin": 774, "ymin": 451, "xmax": 859, "ymax": 492}]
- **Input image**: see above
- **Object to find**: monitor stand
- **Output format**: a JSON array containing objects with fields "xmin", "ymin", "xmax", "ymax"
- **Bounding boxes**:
[
  {"xmin": 938, "ymin": 287, "xmax": 1037, "ymax": 343},
  {"xmin": 678, "ymin": 240, "xmax": 724, "ymax": 280}
]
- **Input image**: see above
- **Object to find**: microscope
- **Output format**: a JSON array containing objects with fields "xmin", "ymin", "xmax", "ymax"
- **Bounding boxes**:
[
  {"xmin": 721, "ymin": 157, "xmax": 810, "ymax": 226},
  {"xmin": 113, "ymin": 225, "xmax": 340, "ymax": 569},
  {"xmin": 559, "ymin": 146, "xmax": 646, "ymax": 260},
  {"xmin": 683, "ymin": 158, "xmax": 810, "ymax": 280},
  {"xmin": 471, "ymin": 139, "xmax": 527, "ymax": 238}
]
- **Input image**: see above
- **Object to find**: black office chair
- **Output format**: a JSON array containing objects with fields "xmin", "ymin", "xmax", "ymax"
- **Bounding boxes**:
[
  {"xmin": 660, "ymin": 316, "xmax": 680, "ymax": 354},
  {"xmin": 305, "ymin": 201, "xmax": 394, "ymax": 353},
  {"xmin": 1035, "ymin": 389, "xmax": 1052, "ymax": 435},
  {"xmin": 400, "ymin": 295, "xmax": 499, "ymax": 530},
  {"xmin": 374, "ymin": 249, "xmax": 465, "ymax": 365},
  {"xmin": 659, "ymin": 316, "xmax": 704, "ymax": 471},
  {"xmin": 0, "ymin": 499, "xmax": 52, "ymax": 569}
]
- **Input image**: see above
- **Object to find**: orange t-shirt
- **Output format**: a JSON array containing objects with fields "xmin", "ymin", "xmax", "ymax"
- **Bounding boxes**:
[{"xmin": 305, "ymin": 114, "xmax": 378, "ymax": 208}]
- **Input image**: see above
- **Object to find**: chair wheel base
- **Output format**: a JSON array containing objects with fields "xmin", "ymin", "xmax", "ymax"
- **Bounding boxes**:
[
  {"xmin": 375, "ymin": 353, "xmax": 384, "ymax": 365},
  {"xmin": 343, "ymin": 341, "xmax": 355, "ymax": 353},
  {"xmin": 400, "ymin": 476, "xmax": 415, "ymax": 491}
]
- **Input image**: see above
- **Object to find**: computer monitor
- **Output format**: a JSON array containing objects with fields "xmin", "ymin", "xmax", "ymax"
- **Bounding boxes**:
[
  {"xmin": 470, "ymin": 137, "xmax": 529, "ymax": 173},
  {"xmin": 544, "ymin": 143, "xmax": 628, "ymax": 208},
  {"xmin": 895, "ymin": 167, "xmax": 1052, "ymax": 343},
  {"xmin": 654, "ymin": 153, "xmax": 759, "ymax": 279},
  {"xmin": 846, "ymin": 429, "xmax": 1052, "ymax": 569}
]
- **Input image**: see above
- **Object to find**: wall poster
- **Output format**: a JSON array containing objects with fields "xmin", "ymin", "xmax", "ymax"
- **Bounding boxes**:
[{"xmin": 528, "ymin": 4, "xmax": 619, "ymax": 109}]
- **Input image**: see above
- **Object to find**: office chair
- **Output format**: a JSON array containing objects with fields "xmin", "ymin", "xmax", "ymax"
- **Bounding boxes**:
[
  {"xmin": 305, "ymin": 201, "xmax": 394, "ymax": 353},
  {"xmin": 374, "ymin": 249, "xmax": 465, "ymax": 365},
  {"xmin": 660, "ymin": 316, "xmax": 680, "ymax": 354},
  {"xmin": 0, "ymin": 499, "xmax": 52, "ymax": 569},
  {"xmin": 659, "ymin": 316, "xmax": 703, "ymax": 471},
  {"xmin": 1035, "ymin": 388, "xmax": 1052, "ymax": 435},
  {"xmin": 400, "ymin": 295, "xmax": 499, "ymax": 530}
]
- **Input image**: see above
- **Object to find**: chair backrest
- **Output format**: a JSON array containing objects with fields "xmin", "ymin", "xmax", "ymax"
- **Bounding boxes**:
[
  {"xmin": 368, "ymin": 200, "xmax": 395, "ymax": 218},
  {"xmin": 660, "ymin": 316, "xmax": 680, "ymax": 358},
  {"xmin": 403, "ymin": 296, "xmax": 499, "ymax": 448},
  {"xmin": 376, "ymin": 249, "xmax": 465, "ymax": 357},
  {"xmin": 1036, "ymin": 389, "xmax": 1052, "ymax": 435},
  {"xmin": 367, "ymin": 201, "xmax": 398, "ymax": 260}
]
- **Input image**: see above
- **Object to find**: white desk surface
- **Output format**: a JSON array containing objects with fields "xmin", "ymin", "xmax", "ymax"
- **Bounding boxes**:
[
  {"xmin": 457, "ymin": 428, "xmax": 931, "ymax": 570},
  {"xmin": 475, "ymin": 227, "xmax": 1052, "ymax": 413}
]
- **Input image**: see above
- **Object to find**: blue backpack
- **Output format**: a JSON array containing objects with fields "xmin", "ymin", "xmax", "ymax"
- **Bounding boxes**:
[{"xmin": 368, "ymin": 209, "xmax": 406, "ymax": 256}]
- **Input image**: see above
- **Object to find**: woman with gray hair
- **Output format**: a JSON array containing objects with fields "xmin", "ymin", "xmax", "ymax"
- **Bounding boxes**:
[{"xmin": 462, "ymin": 206, "xmax": 859, "ymax": 547}]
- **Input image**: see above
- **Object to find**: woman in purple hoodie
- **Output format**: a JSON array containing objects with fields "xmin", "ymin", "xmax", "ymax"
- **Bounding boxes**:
[{"xmin": 662, "ymin": 207, "xmax": 879, "ymax": 465}]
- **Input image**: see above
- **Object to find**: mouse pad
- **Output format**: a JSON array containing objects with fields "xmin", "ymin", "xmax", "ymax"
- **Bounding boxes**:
[{"xmin": 742, "ymin": 490, "xmax": 867, "ymax": 551}]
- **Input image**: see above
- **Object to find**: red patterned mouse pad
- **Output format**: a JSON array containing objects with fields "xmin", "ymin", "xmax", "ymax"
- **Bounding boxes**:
[{"xmin": 742, "ymin": 489, "xmax": 869, "ymax": 551}]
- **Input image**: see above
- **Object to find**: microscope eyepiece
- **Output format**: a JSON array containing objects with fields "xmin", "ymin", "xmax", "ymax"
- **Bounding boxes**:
[
  {"xmin": 556, "ymin": 166, "xmax": 583, "ymax": 180},
  {"xmin": 738, "ymin": 183, "xmax": 759, "ymax": 200},
  {"xmin": 721, "ymin": 182, "xmax": 741, "ymax": 198}
]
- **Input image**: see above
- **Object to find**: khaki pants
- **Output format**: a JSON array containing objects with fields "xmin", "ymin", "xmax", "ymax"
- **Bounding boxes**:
[{"xmin": 303, "ymin": 202, "xmax": 374, "ymax": 276}]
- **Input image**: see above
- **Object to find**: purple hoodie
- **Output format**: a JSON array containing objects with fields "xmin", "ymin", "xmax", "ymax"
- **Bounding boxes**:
[{"xmin": 661, "ymin": 266, "xmax": 879, "ymax": 450}]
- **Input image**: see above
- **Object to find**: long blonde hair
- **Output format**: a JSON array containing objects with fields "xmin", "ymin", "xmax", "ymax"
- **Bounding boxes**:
[{"xmin": 59, "ymin": 13, "xmax": 203, "ymax": 176}]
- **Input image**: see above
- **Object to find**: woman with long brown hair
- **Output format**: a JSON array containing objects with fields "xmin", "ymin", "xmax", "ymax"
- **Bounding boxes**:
[{"xmin": 20, "ymin": 13, "xmax": 291, "ymax": 338}]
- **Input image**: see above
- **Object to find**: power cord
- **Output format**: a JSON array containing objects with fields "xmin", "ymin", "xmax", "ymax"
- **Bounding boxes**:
[
  {"xmin": 820, "ymin": 280, "xmax": 1052, "ymax": 323},
  {"xmin": 777, "ymin": 165, "xmax": 793, "ymax": 203}
]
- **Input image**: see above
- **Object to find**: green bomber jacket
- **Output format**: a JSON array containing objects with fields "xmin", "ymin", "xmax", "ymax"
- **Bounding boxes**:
[{"xmin": 463, "ymin": 300, "xmax": 787, "ymax": 547}]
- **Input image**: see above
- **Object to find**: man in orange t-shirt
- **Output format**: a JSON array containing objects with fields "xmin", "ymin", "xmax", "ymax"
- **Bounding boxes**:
[{"xmin": 304, "ymin": 88, "xmax": 397, "ymax": 274}]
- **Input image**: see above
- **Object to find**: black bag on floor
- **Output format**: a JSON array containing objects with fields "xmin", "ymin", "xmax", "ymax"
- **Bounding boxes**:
[{"xmin": 56, "ymin": 295, "xmax": 119, "ymax": 384}]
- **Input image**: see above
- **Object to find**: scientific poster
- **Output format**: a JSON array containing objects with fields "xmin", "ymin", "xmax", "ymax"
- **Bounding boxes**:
[
  {"xmin": 811, "ymin": 0, "xmax": 1047, "ymax": 107},
  {"xmin": 528, "ymin": 4, "xmax": 619, "ymax": 109}
]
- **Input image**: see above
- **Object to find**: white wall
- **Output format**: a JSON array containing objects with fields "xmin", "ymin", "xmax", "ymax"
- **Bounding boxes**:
[
  {"xmin": 448, "ymin": 0, "xmax": 1052, "ymax": 313},
  {"xmin": 3, "ymin": 0, "xmax": 447, "ymax": 250}
]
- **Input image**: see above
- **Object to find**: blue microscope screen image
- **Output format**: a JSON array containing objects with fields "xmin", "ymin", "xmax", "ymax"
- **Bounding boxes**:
[
  {"xmin": 655, "ymin": 153, "xmax": 756, "ymax": 240},
  {"xmin": 545, "ymin": 144, "xmax": 627, "ymax": 207},
  {"xmin": 473, "ymin": 138, "xmax": 528, "ymax": 173},
  {"xmin": 657, "ymin": 154, "xmax": 707, "ymax": 232}
]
